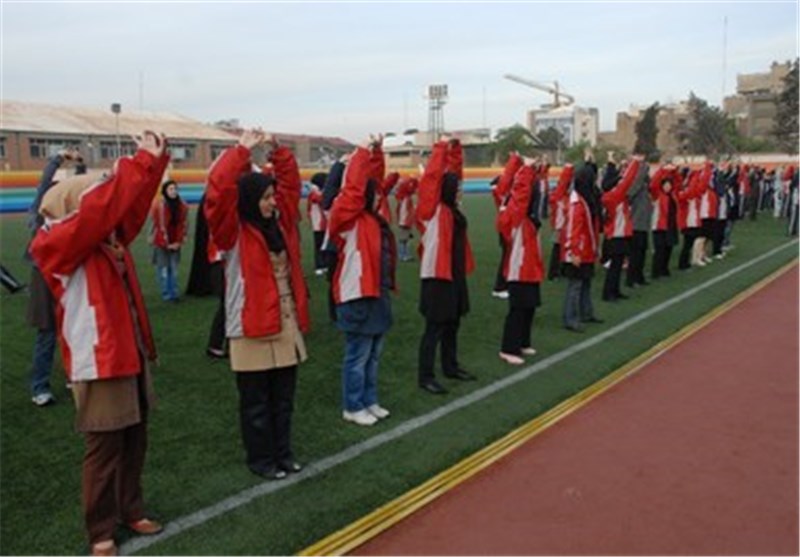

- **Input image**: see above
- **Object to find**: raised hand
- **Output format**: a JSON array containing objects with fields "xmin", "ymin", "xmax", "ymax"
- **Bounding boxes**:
[
  {"xmin": 238, "ymin": 129, "xmax": 266, "ymax": 150},
  {"xmin": 133, "ymin": 130, "xmax": 166, "ymax": 158}
]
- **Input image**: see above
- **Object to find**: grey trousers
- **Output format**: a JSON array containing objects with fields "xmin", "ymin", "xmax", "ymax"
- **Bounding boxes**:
[{"xmin": 563, "ymin": 277, "xmax": 594, "ymax": 328}]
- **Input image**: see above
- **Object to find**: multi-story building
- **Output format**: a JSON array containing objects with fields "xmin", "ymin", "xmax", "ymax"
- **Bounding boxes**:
[
  {"xmin": 526, "ymin": 105, "xmax": 599, "ymax": 147},
  {"xmin": 723, "ymin": 61, "xmax": 792, "ymax": 141},
  {"xmin": 598, "ymin": 101, "xmax": 691, "ymax": 158}
]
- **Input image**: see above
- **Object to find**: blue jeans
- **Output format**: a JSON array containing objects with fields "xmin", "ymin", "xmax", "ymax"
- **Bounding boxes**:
[
  {"xmin": 156, "ymin": 251, "xmax": 180, "ymax": 300},
  {"xmin": 30, "ymin": 328, "xmax": 56, "ymax": 396},
  {"xmin": 342, "ymin": 333, "xmax": 384, "ymax": 412},
  {"xmin": 563, "ymin": 277, "xmax": 594, "ymax": 328}
]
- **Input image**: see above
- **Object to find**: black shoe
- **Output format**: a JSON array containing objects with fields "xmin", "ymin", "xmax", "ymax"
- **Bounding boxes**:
[
  {"xmin": 249, "ymin": 465, "xmax": 287, "ymax": 480},
  {"xmin": 279, "ymin": 460, "xmax": 303, "ymax": 474},
  {"xmin": 583, "ymin": 316, "xmax": 605, "ymax": 324},
  {"xmin": 565, "ymin": 324, "xmax": 585, "ymax": 333},
  {"xmin": 419, "ymin": 380, "xmax": 448, "ymax": 395},
  {"xmin": 444, "ymin": 369, "xmax": 477, "ymax": 381}
]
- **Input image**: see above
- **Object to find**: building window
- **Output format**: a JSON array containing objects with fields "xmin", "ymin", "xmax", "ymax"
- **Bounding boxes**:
[
  {"xmin": 210, "ymin": 143, "xmax": 234, "ymax": 161},
  {"xmin": 169, "ymin": 142, "xmax": 197, "ymax": 162},
  {"xmin": 99, "ymin": 141, "xmax": 137, "ymax": 159},
  {"xmin": 28, "ymin": 138, "xmax": 82, "ymax": 159}
]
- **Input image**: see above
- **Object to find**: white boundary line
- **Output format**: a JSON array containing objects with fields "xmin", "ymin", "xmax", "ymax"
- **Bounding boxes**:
[{"xmin": 122, "ymin": 239, "xmax": 798, "ymax": 555}]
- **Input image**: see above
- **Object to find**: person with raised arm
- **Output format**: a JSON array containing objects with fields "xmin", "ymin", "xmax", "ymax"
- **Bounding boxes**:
[
  {"xmin": 496, "ymin": 155, "xmax": 545, "ymax": 365},
  {"xmin": 416, "ymin": 137, "xmax": 477, "ymax": 394},
  {"xmin": 328, "ymin": 136, "xmax": 396, "ymax": 426},
  {"xmin": 205, "ymin": 129, "xmax": 310, "ymax": 480},
  {"xmin": 30, "ymin": 131, "xmax": 170, "ymax": 556},
  {"xmin": 394, "ymin": 175, "xmax": 419, "ymax": 262},
  {"xmin": 600, "ymin": 153, "xmax": 643, "ymax": 301}
]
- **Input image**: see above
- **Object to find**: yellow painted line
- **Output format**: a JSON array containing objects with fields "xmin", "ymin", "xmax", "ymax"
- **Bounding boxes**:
[{"xmin": 298, "ymin": 260, "xmax": 798, "ymax": 557}]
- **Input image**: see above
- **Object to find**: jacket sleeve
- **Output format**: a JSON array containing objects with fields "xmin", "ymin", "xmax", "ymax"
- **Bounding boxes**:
[
  {"xmin": 649, "ymin": 166, "xmax": 669, "ymax": 200},
  {"xmin": 497, "ymin": 153, "xmax": 523, "ymax": 201},
  {"xmin": 116, "ymin": 151, "xmax": 171, "ymax": 246},
  {"xmin": 31, "ymin": 150, "xmax": 162, "ymax": 278},
  {"xmin": 382, "ymin": 172, "xmax": 400, "ymax": 196},
  {"xmin": 602, "ymin": 159, "xmax": 641, "ymax": 206},
  {"xmin": 205, "ymin": 145, "xmax": 251, "ymax": 251},
  {"xmin": 507, "ymin": 165, "xmax": 536, "ymax": 229},
  {"xmin": 563, "ymin": 198, "xmax": 585, "ymax": 262},
  {"xmin": 446, "ymin": 139, "xmax": 464, "ymax": 181},
  {"xmin": 179, "ymin": 201, "xmax": 190, "ymax": 243},
  {"xmin": 322, "ymin": 161, "xmax": 346, "ymax": 211},
  {"xmin": 271, "ymin": 145, "xmax": 302, "ymax": 228},
  {"xmin": 328, "ymin": 147, "xmax": 370, "ymax": 236},
  {"xmin": 369, "ymin": 144, "xmax": 386, "ymax": 184},
  {"xmin": 549, "ymin": 164, "xmax": 574, "ymax": 206},
  {"xmin": 626, "ymin": 163, "xmax": 649, "ymax": 200},
  {"xmin": 416, "ymin": 141, "xmax": 448, "ymax": 221}
]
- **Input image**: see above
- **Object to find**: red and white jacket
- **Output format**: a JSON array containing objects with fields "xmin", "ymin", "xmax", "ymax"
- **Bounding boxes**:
[
  {"xmin": 205, "ymin": 144, "xmax": 310, "ymax": 338},
  {"xmin": 149, "ymin": 196, "xmax": 189, "ymax": 249},
  {"xmin": 649, "ymin": 165, "xmax": 679, "ymax": 231},
  {"xmin": 306, "ymin": 184, "xmax": 327, "ymax": 233},
  {"xmin": 699, "ymin": 172, "xmax": 719, "ymax": 220},
  {"xmin": 328, "ymin": 146, "xmax": 397, "ymax": 304},
  {"xmin": 561, "ymin": 190, "xmax": 598, "ymax": 265},
  {"xmin": 394, "ymin": 177, "xmax": 418, "ymax": 228},
  {"xmin": 416, "ymin": 139, "xmax": 475, "ymax": 280},
  {"xmin": 601, "ymin": 159, "xmax": 640, "ymax": 239},
  {"xmin": 496, "ymin": 164, "xmax": 544, "ymax": 283},
  {"xmin": 677, "ymin": 163, "xmax": 712, "ymax": 230},
  {"xmin": 30, "ymin": 150, "xmax": 169, "ymax": 382},
  {"xmin": 549, "ymin": 164, "xmax": 575, "ymax": 234}
]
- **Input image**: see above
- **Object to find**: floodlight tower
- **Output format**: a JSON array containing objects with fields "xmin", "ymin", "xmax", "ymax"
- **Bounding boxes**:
[{"xmin": 425, "ymin": 84, "xmax": 448, "ymax": 144}]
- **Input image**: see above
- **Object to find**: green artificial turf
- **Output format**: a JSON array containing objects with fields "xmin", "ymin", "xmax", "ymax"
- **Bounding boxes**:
[{"xmin": 1, "ymin": 196, "xmax": 796, "ymax": 555}]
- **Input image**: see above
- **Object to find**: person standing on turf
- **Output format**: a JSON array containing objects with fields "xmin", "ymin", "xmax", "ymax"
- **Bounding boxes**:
[
  {"xmin": 30, "ymin": 131, "xmax": 169, "ymax": 556},
  {"xmin": 205, "ymin": 129, "xmax": 309, "ymax": 480},
  {"xmin": 416, "ymin": 137, "xmax": 477, "ymax": 394}
]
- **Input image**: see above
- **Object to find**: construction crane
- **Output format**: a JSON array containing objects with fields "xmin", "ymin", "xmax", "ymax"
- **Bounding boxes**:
[{"xmin": 503, "ymin": 74, "xmax": 575, "ymax": 108}]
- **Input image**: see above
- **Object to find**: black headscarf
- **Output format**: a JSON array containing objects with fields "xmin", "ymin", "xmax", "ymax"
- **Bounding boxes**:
[
  {"xmin": 311, "ymin": 172, "xmax": 328, "ymax": 189},
  {"xmin": 365, "ymin": 178, "xmax": 378, "ymax": 213},
  {"xmin": 601, "ymin": 162, "xmax": 620, "ymax": 192},
  {"xmin": 237, "ymin": 172, "xmax": 286, "ymax": 254},
  {"xmin": 574, "ymin": 163, "xmax": 601, "ymax": 219},
  {"xmin": 440, "ymin": 172, "xmax": 467, "ymax": 229},
  {"xmin": 161, "ymin": 180, "xmax": 181, "ymax": 225}
]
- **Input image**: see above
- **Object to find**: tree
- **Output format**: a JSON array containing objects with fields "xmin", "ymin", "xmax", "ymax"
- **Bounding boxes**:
[
  {"xmin": 671, "ymin": 93, "xmax": 733, "ymax": 158},
  {"xmin": 774, "ymin": 58, "xmax": 799, "ymax": 154},
  {"xmin": 491, "ymin": 124, "xmax": 538, "ymax": 163},
  {"xmin": 633, "ymin": 102, "xmax": 660, "ymax": 161},
  {"xmin": 534, "ymin": 127, "xmax": 567, "ymax": 151}
]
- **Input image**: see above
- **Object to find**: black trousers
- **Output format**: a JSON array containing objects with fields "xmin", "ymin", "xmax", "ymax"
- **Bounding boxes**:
[
  {"xmin": 207, "ymin": 263, "xmax": 226, "ymax": 352},
  {"xmin": 548, "ymin": 242, "xmax": 562, "ymax": 280},
  {"xmin": 235, "ymin": 366, "xmax": 297, "ymax": 473},
  {"xmin": 494, "ymin": 234, "xmax": 508, "ymax": 292},
  {"xmin": 501, "ymin": 307, "xmax": 536, "ymax": 355},
  {"xmin": 602, "ymin": 237, "xmax": 628, "ymax": 300},
  {"xmin": 626, "ymin": 230, "xmax": 648, "ymax": 286},
  {"xmin": 651, "ymin": 231, "xmax": 673, "ymax": 278},
  {"xmin": 712, "ymin": 219, "xmax": 726, "ymax": 255},
  {"xmin": 418, "ymin": 318, "xmax": 460, "ymax": 383},
  {"xmin": 313, "ymin": 231, "xmax": 325, "ymax": 270},
  {"xmin": 678, "ymin": 228, "xmax": 698, "ymax": 269}
]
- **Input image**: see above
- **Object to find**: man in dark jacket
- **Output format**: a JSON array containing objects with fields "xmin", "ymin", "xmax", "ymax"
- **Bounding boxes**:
[{"xmin": 625, "ymin": 162, "xmax": 652, "ymax": 287}]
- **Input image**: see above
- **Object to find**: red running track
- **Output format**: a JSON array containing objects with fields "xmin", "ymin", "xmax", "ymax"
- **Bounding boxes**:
[{"xmin": 355, "ymin": 266, "xmax": 799, "ymax": 556}]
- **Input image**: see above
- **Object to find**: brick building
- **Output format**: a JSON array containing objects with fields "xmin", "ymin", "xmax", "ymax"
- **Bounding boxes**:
[{"xmin": 0, "ymin": 100, "xmax": 353, "ymax": 171}]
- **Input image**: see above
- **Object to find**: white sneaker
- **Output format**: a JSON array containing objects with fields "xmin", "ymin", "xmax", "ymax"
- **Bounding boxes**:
[
  {"xmin": 714, "ymin": 253, "xmax": 725, "ymax": 260},
  {"xmin": 499, "ymin": 352, "xmax": 525, "ymax": 365},
  {"xmin": 521, "ymin": 347, "xmax": 537, "ymax": 356},
  {"xmin": 492, "ymin": 290, "xmax": 509, "ymax": 299},
  {"xmin": 366, "ymin": 404, "xmax": 390, "ymax": 419},
  {"xmin": 314, "ymin": 268, "xmax": 327, "ymax": 276},
  {"xmin": 31, "ymin": 393, "xmax": 55, "ymax": 407},
  {"xmin": 342, "ymin": 410, "xmax": 378, "ymax": 426}
]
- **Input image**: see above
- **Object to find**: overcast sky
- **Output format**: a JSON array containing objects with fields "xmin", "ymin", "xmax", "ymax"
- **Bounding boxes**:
[{"xmin": 2, "ymin": 1, "xmax": 797, "ymax": 142}]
